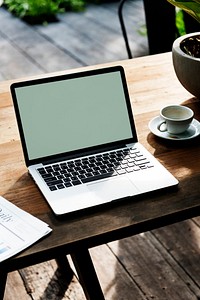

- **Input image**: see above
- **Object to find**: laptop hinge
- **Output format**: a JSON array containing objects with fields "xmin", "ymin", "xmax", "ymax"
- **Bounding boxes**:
[{"xmin": 42, "ymin": 143, "xmax": 129, "ymax": 166}]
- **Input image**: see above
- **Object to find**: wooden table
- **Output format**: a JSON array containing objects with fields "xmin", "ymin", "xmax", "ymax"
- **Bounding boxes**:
[{"xmin": 0, "ymin": 53, "xmax": 200, "ymax": 300}]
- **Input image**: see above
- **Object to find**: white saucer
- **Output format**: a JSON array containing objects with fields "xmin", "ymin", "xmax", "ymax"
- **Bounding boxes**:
[{"xmin": 148, "ymin": 116, "xmax": 200, "ymax": 140}]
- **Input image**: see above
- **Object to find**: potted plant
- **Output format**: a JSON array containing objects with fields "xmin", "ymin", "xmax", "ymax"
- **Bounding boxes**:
[{"xmin": 167, "ymin": 0, "xmax": 200, "ymax": 99}]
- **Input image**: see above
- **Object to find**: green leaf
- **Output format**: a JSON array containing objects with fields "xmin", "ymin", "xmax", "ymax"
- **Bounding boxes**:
[{"xmin": 167, "ymin": 0, "xmax": 200, "ymax": 23}]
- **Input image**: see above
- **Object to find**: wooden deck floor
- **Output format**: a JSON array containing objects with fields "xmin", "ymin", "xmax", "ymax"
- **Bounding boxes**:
[
  {"xmin": 0, "ymin": 0, "xmax": 148, "ymax": 81},
  {"xmin": 0, "ymin": 1, "xmax": 200, "ymax": 299}
]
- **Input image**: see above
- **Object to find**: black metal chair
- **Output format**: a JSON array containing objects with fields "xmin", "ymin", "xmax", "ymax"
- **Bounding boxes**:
[{"xmin": 118, "ymin": 0, "xmax": 199, "ymax": 58}]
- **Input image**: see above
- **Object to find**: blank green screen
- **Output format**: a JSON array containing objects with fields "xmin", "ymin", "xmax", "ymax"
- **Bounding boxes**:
[{"xmin": 15, "ymin": 72, "xmax": 133, "ymax": 160}]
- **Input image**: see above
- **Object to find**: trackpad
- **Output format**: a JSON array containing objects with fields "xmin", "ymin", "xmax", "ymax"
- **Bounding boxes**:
[{"xmin": 87, "ymin": 177, "xmax": 139, "ymax": 202}]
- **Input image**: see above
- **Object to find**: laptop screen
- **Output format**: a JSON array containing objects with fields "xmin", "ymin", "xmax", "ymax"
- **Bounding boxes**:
[{"xmin": 12, "ymin": 67, "xmax": 136, "ymax": 164}]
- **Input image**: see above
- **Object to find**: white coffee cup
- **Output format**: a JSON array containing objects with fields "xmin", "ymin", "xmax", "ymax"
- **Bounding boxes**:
[{"xmin": 158, "ymin": 105, "xmax": 194, "ymax": 134}]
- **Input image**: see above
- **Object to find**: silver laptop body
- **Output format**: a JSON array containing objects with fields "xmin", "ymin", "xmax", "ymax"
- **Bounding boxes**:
[{"xmin": 11, "ymin": 66, "xmax": 178, "ymax": 215}]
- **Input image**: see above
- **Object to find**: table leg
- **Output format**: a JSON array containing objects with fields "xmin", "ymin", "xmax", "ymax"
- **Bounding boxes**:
[
  {"xmin": 55, "ymin": 255, "xmax": 74, "ymax": 283},
  {"xmin": 71, "ymin": 249, "xmax": 105, "ymax": 300},
  {"xmin": 0, "ymin": 270, "xmax": 7, "ymax": 300}
]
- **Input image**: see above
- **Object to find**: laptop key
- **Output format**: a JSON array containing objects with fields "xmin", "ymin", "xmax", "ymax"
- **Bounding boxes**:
[
  {"xmin": 63, "ymin": 177, "xmax": 71, "ymax": 182},
  {"xmin": 42, "ymin": 173, "xmax": 53, "ymax": 179},
  {"xmin": 71, "ymin": 176, "xmax": 78, "ymax": 181},
  {"xmin": 49, "ymin": 186, "xmax": 57, "ymax": 191},
  {"xmin": 57, "ymin": 184, "xmax": 65, "ymax": 189},
  {"xmin": 52, "ymin": 171, "xmax": 60, "ymax": 176},
  {"xmin": 117, "ymin": 169, "xmax": 126, "ymax": 175},
  {"xmin": 65, "ymin": 182, "xmax": 72, "ymax": 188},
  {"xmin": 44, "ymin": 177, "xmax": 57, "ymax": 182},
  {"xmin": 72, "ymin": 180, "xmax": 82, "ymax": 186},
  {"xmin": 81, "ymin": 172, "xmax": 113, "ymax": 183},
  {"xmin": 47, "ymin": 179, "xmax": 63, "ymax": 186},
  {"xmin": 126, "ymin": 166, "xmax": 140, "ymax": 172},
  {"xmin": 38, "ymin": 168, "xmax": 46, "ymax": 175},
  {"xmin": 134, "ymin": 160, "xmax": 149, "ymax": 166}
]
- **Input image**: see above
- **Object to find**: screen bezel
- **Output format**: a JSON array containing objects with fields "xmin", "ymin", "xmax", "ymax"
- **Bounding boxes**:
[{"xmin": 11, "ymin": 66, "xmax": 137, "ymax": 166}]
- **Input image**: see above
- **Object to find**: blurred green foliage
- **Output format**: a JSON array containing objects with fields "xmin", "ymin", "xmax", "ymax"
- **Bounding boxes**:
[
  {"xmin": 176, "ymin": 9, "xmax": 186, "ymax": 36},
  {"xmin": 3, "ymin": 0, "xmax": 88, "ymax": 23}
]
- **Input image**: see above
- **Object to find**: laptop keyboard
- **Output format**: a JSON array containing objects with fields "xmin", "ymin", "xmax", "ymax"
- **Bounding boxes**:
[{"xmin": 37, "ymin": 147, "xmax": 154, "ymax": 191}]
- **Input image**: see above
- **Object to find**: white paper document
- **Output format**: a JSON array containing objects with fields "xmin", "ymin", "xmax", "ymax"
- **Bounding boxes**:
[{"xmin": 0, "ymin": 196, "xmax": 52, "ymax": 262}]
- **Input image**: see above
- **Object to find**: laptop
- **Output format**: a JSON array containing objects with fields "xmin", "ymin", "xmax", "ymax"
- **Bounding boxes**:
[{"xmin": 10, "ymin": 66, "xmax": 178, "ymax": 215}]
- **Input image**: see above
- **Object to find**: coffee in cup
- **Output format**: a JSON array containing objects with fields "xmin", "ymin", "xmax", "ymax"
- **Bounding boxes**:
[{"xmin": 158, "ymin": 105, "xmax": 194, "ymax": 134}]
